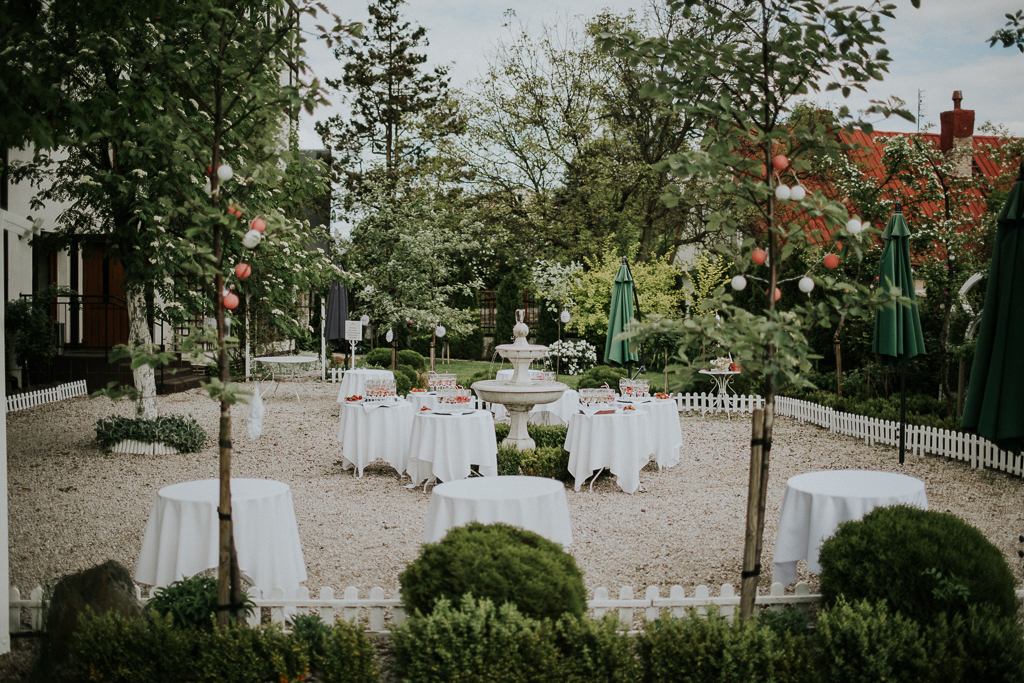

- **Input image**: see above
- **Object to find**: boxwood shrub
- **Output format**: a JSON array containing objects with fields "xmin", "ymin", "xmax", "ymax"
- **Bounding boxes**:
[
  {"xmin": 577, "ymin": 365, "xmax": 626, "ymax": 390},
  {"xmin": 399, "ymin": 522, "xmax": 586, "ymax": 620},
  {"xmin": 361, "ymin": 348, "xmax": 392, "ymax": 368},
  {"xmin": 94, "ymin": 415, "xmax": 206, "ymax": 453},
  {"xmin": 493, "ymin": 422, "xmax": 567, "ymax": 449},
  {"xmin": 398, "ymin": 349, "xmax": 426, "ymax": 370},
  {"xmin": 818, "ymin": 506, "xmax": 1017, "ymax": 621}
]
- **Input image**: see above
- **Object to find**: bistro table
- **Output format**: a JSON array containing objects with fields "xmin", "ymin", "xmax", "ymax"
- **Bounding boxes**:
[
  {"xmin": 423, "ymin": 476, "xmax": 573, "ymax": 546},
  {"xmin": 564, "ymin": 409, "xmax": 655, "ymax": 494},
  {"xmin": 617, "ymin": 397, "xmax": 682, "ymax": 469},
  {"xmin": 406, "ymin": 409, "xmax": 499, "ymax": 485},
  {"xmin": 698, "ymin": 369, "xmax": 740, "ymax": 417},
  {"xmin": 255, "ymin": 355, "xmax": 319, "ymax": 400},
  {"xmin": 772, "ymin": 469, "xmax": 928, "ymax": 585},
  {"xmin": 336, "ymin": 368, "xmax": 395, "ymax": 401},
  {"xmin": 135, "ymin": 478, "xmax": 307, "ymax": 593},
  {"xmin": 337, "ymin": 398, "xmax": 414, "ymax": 477}
]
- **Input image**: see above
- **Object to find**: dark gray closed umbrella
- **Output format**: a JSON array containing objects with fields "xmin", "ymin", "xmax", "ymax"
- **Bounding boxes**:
[{"xmin": 325, "ymin": 282, "xmax": 348, "ymax": 342}]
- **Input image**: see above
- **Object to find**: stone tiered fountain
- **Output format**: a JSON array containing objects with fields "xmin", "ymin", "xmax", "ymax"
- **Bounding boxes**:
[{"xmin": 472, "ymin": 309, "xmax": 569, "ymax": 450}]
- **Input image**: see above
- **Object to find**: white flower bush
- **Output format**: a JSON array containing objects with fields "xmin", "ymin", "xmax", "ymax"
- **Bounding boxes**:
[{"xmin": 546, "ymin": 338, "xmax": 597, "ymax": 375}]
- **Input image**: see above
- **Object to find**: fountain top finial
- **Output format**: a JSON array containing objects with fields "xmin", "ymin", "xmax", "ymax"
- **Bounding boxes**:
[{"xmin": 512, "ymin": 308, "xmax": 529, "ymax": 344}]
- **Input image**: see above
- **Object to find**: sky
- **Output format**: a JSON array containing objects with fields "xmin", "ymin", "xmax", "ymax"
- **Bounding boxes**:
[{"xmin": 297, "ymin": 0, "xmax": 1024, "ymax": 150}]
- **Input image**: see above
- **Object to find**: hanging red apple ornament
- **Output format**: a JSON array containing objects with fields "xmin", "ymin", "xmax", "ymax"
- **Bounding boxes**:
[
  {"xmin": 823, "ymin": 253, "xmax": 840, "ymax": 270},
  {"xmin": 768, "ymin": 287, "xmax": 782, "ymax": 302},
  {"xmin": 235, "ymin": 262, "xmax": 252, "ymax": 280},
  {"xmin": 751, "ymin": 247, "xmax": 768, "ymax": 265},
  {"xmin": 223, "ymin": 291, "xmax": 240, "ymax": 310},
  {"xmin": 250, "ymin": 217, "xmax": 266, "ymax": 233},
  {"xmin": 771, "ymin": 154, "xmax": 789, "ymax": 172}
]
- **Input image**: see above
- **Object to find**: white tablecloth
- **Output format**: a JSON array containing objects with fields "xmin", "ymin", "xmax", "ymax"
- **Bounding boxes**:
[
  {"xmin": 772, "ymin": 469, "xmax": 928, "ymax": 585},
  {"xmin": 488, "ymin": 389, "xmax": 581, "ymax": 426},
  {"xmin": 407, "ymin": 410, "xmax": 498, "ymax": 484},
  {"xmin": 564, "ymin": 410, "xmax": 655, "ymax": 494},
  {"xmin": 135, "ymin": 479, "xmax": 307, "ymax": 592},
  {"xmin": 424, "ymin": 476, "xmax": 573, "ymax": 546},
  {"xmin": 619, "ymin": 398, "xmax": 682, "ymax": 469},
  {"xmin": 337, "ymin": 399, "xmax": 414, "ymax": 476},
  {"xmin": 336, "ymin": 368, "xmax": 395, "ymax": 401},
  {"xmin": 406, "ymin": 392, "xmax": 443, "ymax": 412}
]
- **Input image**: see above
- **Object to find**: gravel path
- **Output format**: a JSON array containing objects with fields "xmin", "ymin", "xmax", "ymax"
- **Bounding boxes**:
[{"xmin": 8, "ymin": 382, "xmax": 1024, "ymax": 594}]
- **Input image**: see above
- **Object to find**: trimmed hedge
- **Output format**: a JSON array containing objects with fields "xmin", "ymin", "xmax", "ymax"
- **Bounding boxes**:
[
  {"xmin": 94, "ymin": 415, "xmax": 206, "ymax": 453},
  {"xmin": 819, "ymin": 506, "xmax": 1018, "ymax": 621},
  {"xmin": 815, "ymin": 598, "xmax": 929, "ymax": 682},
  {"xmin": 362, "ymin": 347, "xmax": 393, "ymax": 368},
  {"xmin": 69, "ymin": 610, "xmax": 377, "ymax": 683},
  {"xmin": 577, "ymin": 365, "xmax": 626, "ymax": 389},
  {"xmin": 398, "ymin": 349, "xmax": 426, "ymax": 371},
  {"xmin": 399, "ymin": 522, "xmax": 586, "ymax": 621},
  {"xmin": 494, "ymin": 422, "xmax": 568, "ymax": 449}
]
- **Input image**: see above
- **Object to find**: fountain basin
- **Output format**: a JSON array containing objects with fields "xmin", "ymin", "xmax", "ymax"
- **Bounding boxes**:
[{"xmin": 472, "ymin": 379, "xmax": 570, "ymax": 450}]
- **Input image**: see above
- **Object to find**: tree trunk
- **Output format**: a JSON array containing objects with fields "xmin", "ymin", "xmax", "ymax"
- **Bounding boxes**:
[
  {"xmin": 125, "ymin": 286, "xmax": 158, "ymax": 419},
  {"xmin": 739, "ymin": 408, "xmax": 765, "ymax": 618},
  {"xmin": 833, "ymin": 312, "xmax": 846, "ymax": 397}
]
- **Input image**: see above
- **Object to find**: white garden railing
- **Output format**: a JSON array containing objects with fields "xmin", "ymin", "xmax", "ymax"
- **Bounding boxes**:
[
  {"xmin": 5, "ymin": 380, "xmax": 88, "ymax": 413},
  {"xmin": 8, "ymin": 582, "xmax": 820, "ymax": 634}
]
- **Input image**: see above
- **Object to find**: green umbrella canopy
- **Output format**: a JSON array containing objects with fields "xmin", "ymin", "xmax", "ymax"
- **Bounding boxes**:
[
  {"xmin": 962, "ymin": 162, "xmax": 1024, "ymax": 451},
  {"xmin": 604, "ymin": 260, "xmax": 640, "ymax": 366},
  {"xmin": 872, "ymin": 207, "xmax": 925, "ymax": 362}
]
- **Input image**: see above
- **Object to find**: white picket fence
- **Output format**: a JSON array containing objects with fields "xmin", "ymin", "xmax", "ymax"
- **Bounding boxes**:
[
  {"xmin": 5, "ymin": 379, "xmax": 88, "ymax": 413},
  {"xmin": 7, "ymin": 581, "xmax": 821, "ymax": 634}
]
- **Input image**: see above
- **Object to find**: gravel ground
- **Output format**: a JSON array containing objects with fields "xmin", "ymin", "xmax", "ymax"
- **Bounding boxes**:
[{"xmin": 8, "ymin": 381, "xmax": 1024, "ymax": 595}]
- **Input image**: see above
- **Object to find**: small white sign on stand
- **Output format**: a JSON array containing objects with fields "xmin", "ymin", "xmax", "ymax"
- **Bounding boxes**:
[{"xmin": 345, "ymin": 320, "xmax": 363, "ymax": 369}]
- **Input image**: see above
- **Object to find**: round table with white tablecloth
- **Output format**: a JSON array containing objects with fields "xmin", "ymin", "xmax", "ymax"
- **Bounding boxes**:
[
  {"xmin": 406, "ymin": 410, "xmax": 498, "ymax": 485},
  {"xmin": 564, "ymin": 409, "xmax": 655, "ymax": 494},
  {"xmin": 336, "ymin": 368, "xmax": 395, "ymax": 401},
  {"xmin": 337, "ymin": 399, "xmax": 414, "ymax": 477},
  {"xmin": 772, "ymin": 469, "xmax": 928, "ymax": 585},
  {"xmin": 617, "ymin": 398, "xmax": 682, "ymax": 469},
  {"xmin": 423, "ymin": 476, "xmax": 573, "ymax": 546},
  {"xmin": 135, "ymin": 479, "xmax": 307, "ymax": 593}
]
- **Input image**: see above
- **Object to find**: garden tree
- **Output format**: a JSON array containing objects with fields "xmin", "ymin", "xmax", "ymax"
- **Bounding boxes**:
[
  {"xmin": 316, "ymin": 0, "xmax": 463, "ymax": 208},
  {"xmin": 494, "ymin": 271, "xmax": 524, "ymax": 346},
  {"xmin": 345, "ymin": 176, "xmax": 480, "ymax": 351},
  {"xmin": 989, "ymin": 9, "xmax": 1024, "ymax": 53},
  {"xmin": 457, "ymin": 8, "xmax": 724, "ymax": 264},
  {"xmin": 0, "ymin": 0, "xmax": 61, "ymax": 149},
  {"xmin": 600, "ymin": 0, "xmax": 910, "ymax": 618}
]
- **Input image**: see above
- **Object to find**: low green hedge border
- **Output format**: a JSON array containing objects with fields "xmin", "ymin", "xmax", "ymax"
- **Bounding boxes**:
[{"xmin": 94, "ymin": 415, "xmax": 206, "ymax": 453}]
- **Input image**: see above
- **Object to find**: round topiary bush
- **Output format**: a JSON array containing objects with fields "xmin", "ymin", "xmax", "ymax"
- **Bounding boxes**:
[
  {"xmin": 819, "ymin": 506, "xmax": 1017, "ymax": 621},
  {"xmin": 576, "ymin": 365, "xmax": 625, "ymax": 389},
  {"xmin": 362, "ymin": 348, "xmax": 392, "ymax": 368},
  {"xmin": 398, "ymin": 349, "xmax": 426, "ymax": 371},
  {"xmin": 394, "ymin": 363, "xmax": 417, "ymax": 394},
  {"xmin": 399, "ymin": 522, "xmax": 586, "ymax": 621}
]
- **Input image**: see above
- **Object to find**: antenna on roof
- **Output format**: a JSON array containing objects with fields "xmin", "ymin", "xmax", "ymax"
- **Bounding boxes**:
[{"xmin": 916, "ymin": 90, "xmax": 924, "ymax": 133}]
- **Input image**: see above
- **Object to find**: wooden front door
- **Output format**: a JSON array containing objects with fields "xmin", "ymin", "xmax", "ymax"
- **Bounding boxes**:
[{"xmin": 81, "ymin": 245, "xmax": 129, "ymax": 347}]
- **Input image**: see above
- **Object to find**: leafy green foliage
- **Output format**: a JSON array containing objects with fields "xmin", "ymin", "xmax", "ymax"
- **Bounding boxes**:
[
  {"xmin": 495, "ymin": 271, "xmax": 524, "ymax": 346},
  {"xmin": 577, "ymin": 365, "xmax": 626, "ymax": 389},
  {"xmin": 391, "ymin": 596, "xmax": 558, "ymax": 682},
  {"xmin": 819, "ymin": 506, "xmax": 1018, "ymax": 621},
  {"xmin": 549, "ymin": 613, "xmax": 640, "ymax": 682},
  {"xmin": 924, "ymin": 606, "xmax": 1024, "ymax": 682},
  {"xmin": 145, "ymin": 576, "xmax": 252, "ymax": 631},
  {"xmin": 637, "ymin": 609, "xmax": 811, "ymax": 683},
  {"xmin": 814, "ymin": 598, "xmax": 929, "ymax": 683},
  {"xmin": 496, "ymin": 444, "xmax": 522, "ymax": 476},
  {"xmin": 288, "ymin": 613, "xmax": 378, "ymax": 683},
  {"xmin": 399, "ymin": 522, "xmax": 586, "ymax": 620},
  {"xmin": 397, "ymin": 349, "xmax": 426, "ymax": 371},
  {"xmin": 94, "ymin": 415, "xmax": 206, "ymax": 454},
  {"xmin": 520, "ymin": 448, "xmax": 572, "ymax": 482},
  {"xmin": 362, "ymin": 347, "xmax": 393, "ymax": 368},
  {"xmin": 4, "ymin": 296, "xmax": 57, "ymax": 387},
  {"xmin": 393, "ymin": 363, "xmax": 417, "ymax": 395}
]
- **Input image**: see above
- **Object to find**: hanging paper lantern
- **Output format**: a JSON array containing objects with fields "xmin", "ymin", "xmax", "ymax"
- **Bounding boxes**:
[
  {"xmin": 360, "ymin": 314, "xmax": 370, "ymax": 326},
  {"xmin": 216, "ymin": 164, "xmax": 234, "ymax": 181},
  {"xmin": 771, "ymin": 154, "xmax": 790, "ymax": 172},
  {"xmin": 751, "ymin": 248, "xmax": 768, "ymax": 265},
  {"xmin": 823, "ymin": 253, "xmax": 840, "ymax": 270},
  {"xmin": 774, "ymin": 184, "xmax": 792, "ymax": 201},
  {"xmin": 790, "ymin": 185, "xmax": 807, "ymax": 201},
  {"xmin": 730, "ymin": 274, "xmax": 748, "ymax": 291},
  {"xmin": 385, "ymin": 328, "xmax": 394, "ymax": 343},
  {"xmin": 435, "ymin": 324, "xmax": 447, "ymax": 338},
  {"xmin": 235, "ymin": 262, "xmax": 252, "ymax": 280},
  {"xmin": 242, "ymin": 229, "xmax": 263, "ymax": 249},
  {"xmin": 846, "ymin": 217, "xmax": 863, "ymax": 234},
  {"xmin": 250, "ymin": 217, "xmax": 266, "ymax": 233},
  {"xmin": 798, "ymin": 276, "xmax": 815, "ymax": 293},
  {"xmin": 222, "ymin": 291, "xmax": 240, "ymax": 310}
]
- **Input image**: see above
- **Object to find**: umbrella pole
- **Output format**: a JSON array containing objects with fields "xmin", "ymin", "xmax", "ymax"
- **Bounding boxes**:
[{"xmin": 899, "ymin": 367, "xmax": 906, "ymax": 465}]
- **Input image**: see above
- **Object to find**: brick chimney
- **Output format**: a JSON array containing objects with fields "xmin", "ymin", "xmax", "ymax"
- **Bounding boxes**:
[{"xmin": 939, "ymin": 90, "xmax": 975, "ymax": 177}]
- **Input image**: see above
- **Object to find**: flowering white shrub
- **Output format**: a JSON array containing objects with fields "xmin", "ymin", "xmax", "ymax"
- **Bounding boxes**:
[{"xmin": 546, "ymin": 339, "xmax": 597, "ymax": 375}]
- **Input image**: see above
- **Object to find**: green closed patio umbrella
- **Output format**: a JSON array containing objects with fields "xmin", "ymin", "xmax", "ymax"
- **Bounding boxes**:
[
  {"xmin": 962, "ymin": 162, "xmax": 1024, "ymax": 452},
  {"xmin": 604, "ymin": 258, "xmax": 640, "ymax": 367},
  {"xmin": 872, "ymin": 205, "xmax": 926, "ymax": 464}
]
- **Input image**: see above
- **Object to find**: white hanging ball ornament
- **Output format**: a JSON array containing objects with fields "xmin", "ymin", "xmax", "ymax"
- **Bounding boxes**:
[
  {"xmin": 435, "ymin": 324, "xmax": 446, "ymax": 338},
  {"xmin": 798, "ymin": 276, "xmax": 815, "ymax": 294},
  {"xmin": 790, "ymin": 184, "xmax": 806, "ymax": 201},
  {"xmin": 241, "ymin": 229, "xmax": 262, "ymax": 249},
  {"xmin": 360, "ymin": 314, "xmax": 370, "ymax": 326},
  {"xmin": 560, "ymin": 310, "xmax": 571, "ymax": 324},
  {"xmin": 846, "ymin": 217, "xmax": 864, "ymax": 235},
  {"xmin": 216, "ymin": 163, "xmax": 234, "ymax": 182},
  {"xmin": 385, "ymin": 328, "xmax": 394, "ymax": 343},
  {"xmin": 774, "ymin": 184, "xmax": 792, "ymax": 201},
  {"xmin": 730, "ymin": 275, "xmax": 748, "ymax": 291}
]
